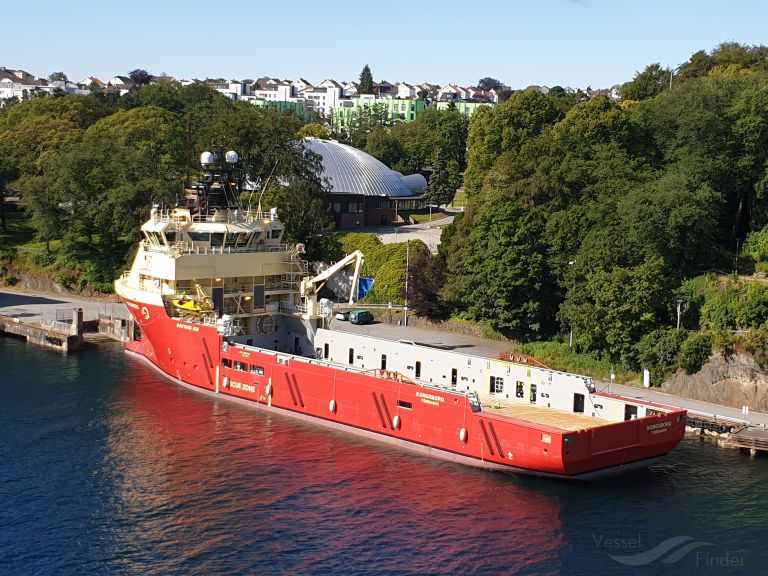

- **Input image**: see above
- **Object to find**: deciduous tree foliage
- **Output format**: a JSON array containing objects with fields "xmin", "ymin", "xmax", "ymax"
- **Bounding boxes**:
[{"xmin": 438, "ymin": 44, "xmax": 768, "ymax": 365}]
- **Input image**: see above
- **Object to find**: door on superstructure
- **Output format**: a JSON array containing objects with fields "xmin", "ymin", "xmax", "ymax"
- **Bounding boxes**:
[
  {"xmin": 573, "ymin": 393, "xmax": 585, "ymax": 413},
  {"xmin": 624, "ymin": 404, "xmax": 638, "ymax": 420},
  {"xmin": 212, "ymin": 286, "xmax": 224, "ymax": 314},
  {"xmin": 451, "ymin": 369, "xmax": 457, "ymax": 387},
  {"xmin": 530, "ymin": 383, "xmax": 537, "ymax": 404},
  {"xmin": 381, "ymin": 354, "xmax": 387, "ymax": 370}
]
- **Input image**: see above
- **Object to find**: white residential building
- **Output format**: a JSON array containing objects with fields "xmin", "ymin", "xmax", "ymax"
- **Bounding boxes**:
[{"xmin": 395, "ymin": 82, "xmax": 416, "ymax": 99}]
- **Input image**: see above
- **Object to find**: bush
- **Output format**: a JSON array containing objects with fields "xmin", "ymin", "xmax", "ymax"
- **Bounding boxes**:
[
  {"xmin": 744, "ymin": 329, "xmax": 768, "ymax": 366},
  {"xmin": 31, "ymin": 252, "xmax": 56, "ymax": 267},
  {"xmin": 54, "ymin": 272, "xmax": 76, "ymax": 287},
  {"xmin": 1, "ymin": 274, "xmax": 19, "ymax": 286},
  {"xmin": 678, "ymin": 333, "xmax": 713, "ymax": 374},
  {"xmin": 0, "ymin": 247, "xmax": 18, "ymax": 263},
  {"xmin": 636, "ymin": 328, "xmax": 688, "ymax": 385},
  {"xmin": 743, "ymin": 227, "xmax": 768, "ymax": 262}
]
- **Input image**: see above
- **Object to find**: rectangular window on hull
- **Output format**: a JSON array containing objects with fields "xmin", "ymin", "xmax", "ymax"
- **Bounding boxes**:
[{"xmin": 397, "ymin": 400, "xmax": 412, "ymax": 409}]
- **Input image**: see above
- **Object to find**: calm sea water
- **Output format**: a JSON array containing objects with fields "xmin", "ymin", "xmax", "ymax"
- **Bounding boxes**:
[{"xmin": 1, "ymin": 336, "xmax": 767, "ymax": 576}]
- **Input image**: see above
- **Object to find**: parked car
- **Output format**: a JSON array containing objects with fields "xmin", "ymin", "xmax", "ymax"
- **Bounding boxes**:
[
  {"xmin": 349, "ymin": 309, "xmax": 374, "ymax": 325},
  {"xmin": 335, "ymin": 311, "xmax": 349, "ymax": 321}
]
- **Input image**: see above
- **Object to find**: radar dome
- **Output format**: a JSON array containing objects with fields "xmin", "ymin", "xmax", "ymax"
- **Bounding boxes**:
[
  {"xmin": 200, "ymin": 151, "xmax": 215, "ymax": 167},
  {"xmin": 225, "ymin": 150, "xmax": 239, "ymax": 164}
]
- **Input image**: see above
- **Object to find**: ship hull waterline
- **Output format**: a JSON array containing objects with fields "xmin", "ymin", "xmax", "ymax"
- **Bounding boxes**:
[{"xmin": 120, "ymin": 299, "xmax": 684, "ymax": 482}]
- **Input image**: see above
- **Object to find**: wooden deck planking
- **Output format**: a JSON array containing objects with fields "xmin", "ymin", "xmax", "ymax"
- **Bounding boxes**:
[{"xmin": 481, "ymin": 400, "xmax": 609, "ymax": 431}]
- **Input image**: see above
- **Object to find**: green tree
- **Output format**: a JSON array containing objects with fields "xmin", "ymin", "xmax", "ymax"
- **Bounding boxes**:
[
  {"xmin": 562, "ymin": 257, "xmax": 670, "ymax": 366},
  {"xmin": 621, "ymin": 63, "xmax": 670, "ymax": 101},
  {"xmin": 425, "ymin": 148, "xmax": 455, "ymax": 206},
  {"xmin": 272, "ymin": 180, "xmax": 332, "ymax": 255},
  {"xmin": 0, "ymin": 156, "xmax": 19, "ymax": 232},
  {"xmin": 359, "ymin": 65, "xmax": 374, "ymax": 94},
  {"xmin": 128, "ymin": 69, "xmax": 152, "ymax": 86},
  {"xmin": 297, "ymin": 123, "xmax": 330, "ymax": 139},
  {"xmin": 464, "ymin": 90, "xmax": 562, "ymax": 195},
  {"xmin": 364, "ymin": 127, "xmax": 405, "ymax": 168},
  {"xmin": 477, "ymin": 77, "xmax": 504, "ymax": 91},
  {"xmin": 444, "ymin": 194, "xmax": 555, "ymax": 339},
  {"xmin": 48, "ymin": 71, "xmax": 68, "ymax": 83},
  {"xmin": 408, "ymin": 251, "xmax": 448, "ymax": 319}
]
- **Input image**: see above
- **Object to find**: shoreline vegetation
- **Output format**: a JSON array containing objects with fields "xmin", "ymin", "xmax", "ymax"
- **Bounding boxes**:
[{"xmin": 4, "ymin": 44, "xmax": 768, "ymax": 403}]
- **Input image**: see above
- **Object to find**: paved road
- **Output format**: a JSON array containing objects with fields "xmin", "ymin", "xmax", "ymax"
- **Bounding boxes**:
[
  {"xmin": 0, "ymin": 288, "xmax": 127, "ymax": 323},
  {"xmin": 347, "ymin": 211, "xmax": 459, "ymax": 253},
  {"xmin": 605, "ymin": 381, "xmax": 768, "ymax": 427},
  {"xmin": 332, "ymin": 319, "xmax": 768, "ymax": 428}
]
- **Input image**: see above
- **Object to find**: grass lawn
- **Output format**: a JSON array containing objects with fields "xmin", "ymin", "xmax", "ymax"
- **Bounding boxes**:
[
  {"xmin": 451, "ymin": 189, "xmax": 467, "ymax": 209},
  {"xmin": 409, "ymin": 209, "xmax": 447, "ymax": 224},
  {"xmin": 0, "ymin": 214, "xmax": 40, "ymax": 251}
]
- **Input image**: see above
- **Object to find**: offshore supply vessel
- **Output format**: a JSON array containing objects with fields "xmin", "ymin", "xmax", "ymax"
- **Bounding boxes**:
[{"xmin": 115, "ymin": 149, "xmax": 686, "ymax": 480}]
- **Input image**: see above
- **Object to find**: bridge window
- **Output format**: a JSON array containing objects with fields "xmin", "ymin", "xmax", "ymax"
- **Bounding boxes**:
[
  {"xmin": 234, "ymin": 361, "xmax": 247, "ymax": 371},
  {"xmin": 188, "ymin": 231, "xmax": 210, "ymax": 242},
  {"xmin": 221, "ymin": 358, "xmax": 232, "ymax": 368},
  {"xmin": 250, "ymin": 365, "xmax": 264, "ymax": 375}
]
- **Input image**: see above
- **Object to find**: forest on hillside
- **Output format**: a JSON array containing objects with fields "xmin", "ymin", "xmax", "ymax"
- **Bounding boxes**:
[
  {"xmin": 4, "ymin": 43, "xmax": 768, "ymax": 382},
  {"xmin": 416, "ymin": 43, "xmax": 768, "ymax": 379}
]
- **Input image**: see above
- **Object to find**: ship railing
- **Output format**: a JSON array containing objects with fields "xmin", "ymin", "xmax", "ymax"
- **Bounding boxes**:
[{"xmin": 142, "ymin": 242, "xmax": 291, "ymax": 257}]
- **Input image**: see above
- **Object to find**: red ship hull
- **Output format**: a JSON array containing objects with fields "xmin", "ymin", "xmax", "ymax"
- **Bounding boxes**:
[{"xmin": 122, "ymin": 298, "xmax": 686, "ymax": 480}]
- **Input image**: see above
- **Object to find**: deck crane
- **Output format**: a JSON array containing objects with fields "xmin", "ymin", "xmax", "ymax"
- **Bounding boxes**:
[{"xmin": 300, "ymin": 250, "xmax": 364, "ymax": 319}]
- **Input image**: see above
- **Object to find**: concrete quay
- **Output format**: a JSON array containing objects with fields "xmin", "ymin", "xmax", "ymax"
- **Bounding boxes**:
[{"xmin": 0, "ymin": 288, "xmax": 131, "ymax": 350}]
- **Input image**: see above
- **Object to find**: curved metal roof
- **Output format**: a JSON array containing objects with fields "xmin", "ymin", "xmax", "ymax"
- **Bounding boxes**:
[{"xmin": 303, "ymin": 138, "xmax": 425, "ymax": 198}]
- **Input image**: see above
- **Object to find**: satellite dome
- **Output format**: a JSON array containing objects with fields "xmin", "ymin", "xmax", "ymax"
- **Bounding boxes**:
[
  {"xmin": 200, "ymin": 151, "xmax": 215, "ymax": 167},
  {"xmin": 225, "ymin": 150, "xmax": 239, "ymax": 164}
]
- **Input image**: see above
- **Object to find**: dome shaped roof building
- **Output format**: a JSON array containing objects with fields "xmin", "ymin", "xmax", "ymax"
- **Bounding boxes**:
[{"xmin": 302, "ymin": 138, "xmax": 426, "ymax": 228}]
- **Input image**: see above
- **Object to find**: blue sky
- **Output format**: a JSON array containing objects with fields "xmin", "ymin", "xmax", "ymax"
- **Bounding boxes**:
[{"xmin": 5, "ymin": 0, "xmax": 767, "ymax": 88}]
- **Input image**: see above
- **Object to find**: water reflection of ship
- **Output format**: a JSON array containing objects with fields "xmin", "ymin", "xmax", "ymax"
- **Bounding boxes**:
[{"xmin": 108, "ymin": 362, "xmax": 566, "ymax": 574}]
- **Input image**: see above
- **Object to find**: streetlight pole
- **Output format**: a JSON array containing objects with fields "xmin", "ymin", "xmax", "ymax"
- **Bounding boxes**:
[
  {"xmin": 568, "ymin": 260, "xmax": 575, "ymax": 347},
  {"xmin": 404, "ymin": 239, "xmax": 409, "ymax": 326}
]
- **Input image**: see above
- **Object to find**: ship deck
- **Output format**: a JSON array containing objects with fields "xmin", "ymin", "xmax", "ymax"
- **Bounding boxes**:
[{"xmin": 480, "ymin": 400, "xmax": 610, "ymax": 431}]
